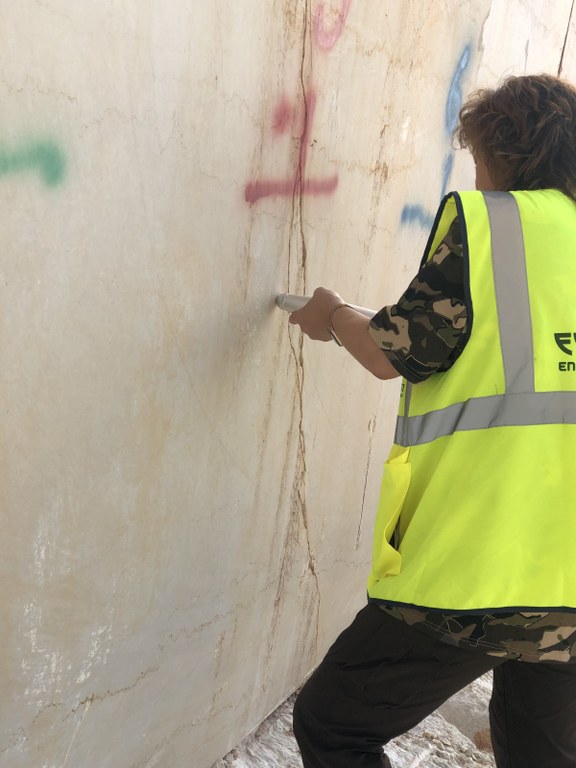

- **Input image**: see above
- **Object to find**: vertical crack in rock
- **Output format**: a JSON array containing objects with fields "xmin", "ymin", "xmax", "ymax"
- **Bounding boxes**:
[
  {"xmin": 298, "ymin": 0, "xmax": 320, "ymax": 651},
  {"xmin": 356, "ymin": 418, "xmax": 376, "ymax": 550},
  {"xmin": 284, "ymin": 0, "xmax": 320, "ymax": 661},
  {"xmin": 477, "ymin": 10, "xmax": 488, "ymax": 56},
  {"xmin": 558, "ymin": 0, "xmax": 575, "ymax": 76},
  {"xmin": 296, "ymin": 0, "xmax": 312, "ymax": 284},
  {"xmin": 263, "ymin": 0, "xmax": 319, "ymax": 689},
  {"xmin": 286, "ymin": 0, "xmax": 311, "ymax": 295}
]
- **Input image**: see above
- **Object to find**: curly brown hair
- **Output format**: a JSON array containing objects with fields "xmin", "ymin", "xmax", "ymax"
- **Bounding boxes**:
[{"xmin": 456, "ymin": 74, "xmax": 576, "ymax": 200}]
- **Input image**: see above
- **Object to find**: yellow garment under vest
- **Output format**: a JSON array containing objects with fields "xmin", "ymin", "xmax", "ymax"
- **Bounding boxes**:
[{"xmin": 367, "ymin": 189, "xmax": 576, "ymax": 613}]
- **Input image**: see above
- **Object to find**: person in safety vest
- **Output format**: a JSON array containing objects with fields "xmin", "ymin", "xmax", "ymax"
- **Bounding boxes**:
[{"xmin": 288, "ymin": 73, "xmax": 576, "ymax": 768}]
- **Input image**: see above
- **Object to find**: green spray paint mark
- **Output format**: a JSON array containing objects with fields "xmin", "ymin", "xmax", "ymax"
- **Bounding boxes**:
[{"xmin": 0, "ymin": 140, "xmax": 66, "ymax": 186}]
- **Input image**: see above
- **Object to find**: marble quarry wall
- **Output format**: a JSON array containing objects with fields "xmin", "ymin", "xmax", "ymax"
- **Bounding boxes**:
[{"xmin": 3, "ymin": 2, "xmax": 576, "ymax": 767}]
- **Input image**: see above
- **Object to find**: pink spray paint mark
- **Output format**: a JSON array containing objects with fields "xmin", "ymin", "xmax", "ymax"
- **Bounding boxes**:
[
  {"xmin": 272, "ymin": 98, "xmax": 294, "ymax": 135},
  {"xmin": 313, "ymin": 0, "xmax": 351, "ymax": 51},
  {"xmin": 245, "ymin": 90, "xmax": 338, "ymax": 205}
]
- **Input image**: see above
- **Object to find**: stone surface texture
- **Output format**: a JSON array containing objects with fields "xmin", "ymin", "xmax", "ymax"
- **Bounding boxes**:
[
  {"xmin": 213, "ymin": 675, "xmax": 495, "ymax": 768},
  {"xmin": 2, "ymin": 2, "xmax": 575, "ymax": 767}
]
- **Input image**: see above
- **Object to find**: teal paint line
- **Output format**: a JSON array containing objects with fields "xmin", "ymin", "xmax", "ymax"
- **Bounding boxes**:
[{"xmin": 0, "ymin": 140, "xmax": 66, "ymax": 186}]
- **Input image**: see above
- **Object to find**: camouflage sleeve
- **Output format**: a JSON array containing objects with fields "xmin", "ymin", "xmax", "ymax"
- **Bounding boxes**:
[{"xmin": 368, "ymin": 216, "xmax": 469, "ymax": 383}]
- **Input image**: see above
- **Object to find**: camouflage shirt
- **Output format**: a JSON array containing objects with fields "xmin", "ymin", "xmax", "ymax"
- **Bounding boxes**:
[
  {"xmin": 368, "ymin": 217, "xmax": 468, "ymax": 384},
  {"xmin": 367, "ymin": 215, "xmax": 576, "ymax": 662}
]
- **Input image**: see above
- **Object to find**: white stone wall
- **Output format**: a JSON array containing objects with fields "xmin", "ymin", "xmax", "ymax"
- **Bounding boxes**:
[{"xmin": 1, "ymin": 2, "xmax": 575, "ymax": 767}]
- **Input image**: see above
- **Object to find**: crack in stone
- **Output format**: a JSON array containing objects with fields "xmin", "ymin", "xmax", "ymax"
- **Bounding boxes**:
[
  {"xmin": 296, "ymin": 0, "xmax": 312, "ymax": 284},
  {"xmin": 30, "ymin": 701, "xmax": 65, "ymax": 729},
  {"xmin": 282, "ymin": 0, "xmax": 320, "ymax": 665},
  {"xmin": 69, "ymin": 665, "xmax": 161, "ymax": 716},
  {"xmin": 558, "ymin": 0, "xmax": 575, "ymax": 76},
  {"xmin": 356, "ymin": 417, "xmax": 377, "ymax": 550},
  {"xmin": 295, "ymin": 0, "xmax": 321, "ymax": 651}
]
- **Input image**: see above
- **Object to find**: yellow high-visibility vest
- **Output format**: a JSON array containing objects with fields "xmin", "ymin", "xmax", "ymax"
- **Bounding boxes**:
[{"xmin": 368, "ymin": 189, "xmax": 576, "ymax": 612}]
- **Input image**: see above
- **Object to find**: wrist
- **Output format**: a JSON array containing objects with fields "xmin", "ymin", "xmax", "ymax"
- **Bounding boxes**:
[{"xmin": 328, "ymin": 303, "xmax": 351, "ymax": 346}]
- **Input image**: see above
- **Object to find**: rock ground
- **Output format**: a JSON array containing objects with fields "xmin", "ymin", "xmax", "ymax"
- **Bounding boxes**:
[{"xmin": 212, "ymin": 674, "xmax": 495, "ymax": 768}]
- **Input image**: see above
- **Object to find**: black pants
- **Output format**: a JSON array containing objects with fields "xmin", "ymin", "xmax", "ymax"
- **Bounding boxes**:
[{"xmin": 293, "ymin": 604, "xmax": 576, "ymax": 768}]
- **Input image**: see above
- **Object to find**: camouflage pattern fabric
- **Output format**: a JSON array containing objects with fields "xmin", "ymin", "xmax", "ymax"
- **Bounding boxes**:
[
  {"xmin": 368, "ymin": 217, "xmax": 468, "ymax": 383},
  {"xmin": 369, "ymin": 214, "xmax": 576, "ymax": 662},
  {"xmin": 376, "ymin": 604, "xmax": 576, "ymax": 663}
]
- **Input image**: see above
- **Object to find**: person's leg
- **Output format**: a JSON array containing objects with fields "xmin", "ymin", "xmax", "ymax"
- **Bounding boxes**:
[
  {"xmin": 293, "ymin": 603, "xmax": 502, "ymax": 768},
  {"xmin": 490, "ymin": 660, "xmax": 576, "ymax": 768}
]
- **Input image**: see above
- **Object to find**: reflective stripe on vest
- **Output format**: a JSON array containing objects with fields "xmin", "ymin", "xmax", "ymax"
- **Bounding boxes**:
[{"xmin": 395, "ymin": 191, "xmax": 576, "ymax": 447}]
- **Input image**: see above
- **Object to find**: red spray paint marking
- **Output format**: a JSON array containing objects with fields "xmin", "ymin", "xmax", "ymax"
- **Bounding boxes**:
[
  {"xmin": 313, "ymin": 0, "xmax": 351, "ymax": 51},
  {"xmin": 245, "ymin": 90, "xmax": 338, "ymax": 205},
  {"xmin": 245, "ymin": 1, "xmax": 350, "ymax": 205},
  {"xmin": 272, "ymin": 98, "xmax": 294, "ymax": 135}
]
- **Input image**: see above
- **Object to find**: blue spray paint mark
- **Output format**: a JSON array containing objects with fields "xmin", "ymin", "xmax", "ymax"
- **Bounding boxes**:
[
  {"xmin": 401, "ymin": 43, "xmax": 471, "ymax": 229},
  {"xmin": 0, "ymin": 140, "xmax": 66, "ymax": 186},
  {"xmin": 445, "ymin": 44, "xmax": 471, "ymax": 136},
  {"xmin": 400, "ymin": 205, "xmax": 434, "ymax": 230}
]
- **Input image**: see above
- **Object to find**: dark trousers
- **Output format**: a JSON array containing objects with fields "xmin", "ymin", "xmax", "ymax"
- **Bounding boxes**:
[{"xmin": 293, "ymin": 604, "xmax": 576, "ymax": 768}]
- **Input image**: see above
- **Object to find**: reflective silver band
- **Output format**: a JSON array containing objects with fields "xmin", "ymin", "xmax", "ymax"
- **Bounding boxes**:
[
  {"xmin": 484, "ymin": 192, "xmax": 535, "ymax": 393},
  {"xmin": 394, "ymin": 392, "xmax": 576, "ymax": 447},
  {"xmin": 394, "ymin": 193, "xmax": 573, "ymax": 448}
]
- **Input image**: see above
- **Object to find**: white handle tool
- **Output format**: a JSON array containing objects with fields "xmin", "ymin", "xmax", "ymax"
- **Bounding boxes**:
[{"xmin": 275, "ymin": 293, "xmax": 376, "ymax": 319}]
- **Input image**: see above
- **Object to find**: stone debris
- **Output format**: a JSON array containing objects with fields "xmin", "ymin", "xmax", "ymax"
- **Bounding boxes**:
[{"xmin": 212, "ymin": 675, "xmax": 495, "ymax": 768}]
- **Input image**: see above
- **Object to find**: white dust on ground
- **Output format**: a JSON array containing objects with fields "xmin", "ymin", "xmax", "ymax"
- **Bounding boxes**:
[{"xmin": 213, "ymin": 674, "xmax": 495, "ymax": 768}]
